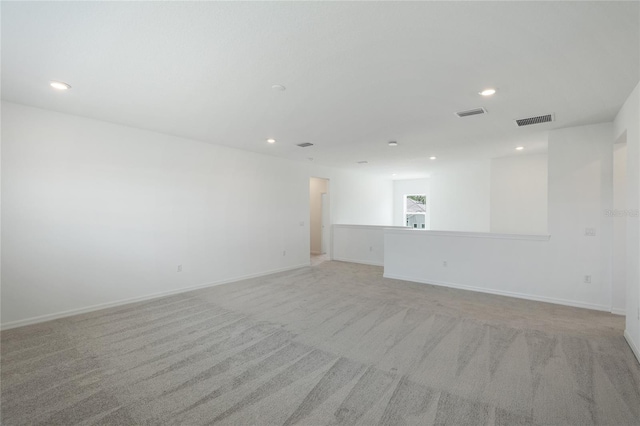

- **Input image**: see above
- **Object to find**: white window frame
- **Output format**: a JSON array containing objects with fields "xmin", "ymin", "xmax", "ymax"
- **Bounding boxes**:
[{"xmin": 403, "ymin": 194, "xmax": 429, "ymax": 229}]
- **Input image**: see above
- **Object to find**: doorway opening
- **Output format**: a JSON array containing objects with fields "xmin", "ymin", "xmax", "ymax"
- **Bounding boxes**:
[{"xmin": 310, "ymin": 177, "xmax": 330, "ymax": 266}]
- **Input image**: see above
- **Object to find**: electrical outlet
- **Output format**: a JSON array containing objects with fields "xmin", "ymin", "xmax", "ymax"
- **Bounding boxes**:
[
  {"xmin": 443, "ymin": 261, "xmax": 448, "ymax": 267},
  {"xmin": 177, "ymin": 265, "xmax": 182, "ymax": 272},
  {"xmin": 282, "ymin": 250, "xmax": 286, "ymax": 256},
  {"xmin": 585, "ymin": 228, "xmax": 596, "ymax": 236},
  {"xmin": 584, "ymin": 275, "xmax": 591, "ymax": 284},
  {"xmin": 369, "ymin": 246, "xmax": 373, "ymax": 252}
]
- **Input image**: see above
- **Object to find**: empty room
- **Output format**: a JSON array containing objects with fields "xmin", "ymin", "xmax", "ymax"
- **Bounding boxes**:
[{"xmin": 1, "ymin": 1, "xmax": 639, "ymax": 425}]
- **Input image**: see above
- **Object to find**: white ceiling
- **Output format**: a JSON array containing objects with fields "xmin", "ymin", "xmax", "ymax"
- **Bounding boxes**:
[{"xmin": 2, "ymin": 1, "xmax": 638, "ymax": 178}]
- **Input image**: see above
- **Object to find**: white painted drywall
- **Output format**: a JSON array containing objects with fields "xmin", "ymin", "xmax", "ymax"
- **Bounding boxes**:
[
  {"xmin": 490, "ymin": 154, "xmax": 548, "ymax": 234},
  {"xmin": 614, "ymin": 82, "xmax": 640, "ymax": 362},
  {"xmin": 383, "ymin": 230, "xmax": 568, "ymax": 306},
  {"xmin": 330, "ymin": 172, "xmax": 393, "ymax": 226},
  {"xmin": 392, "ymin": 179, "xmax": 429, "ymax": 227},
  {"xmin": 547, "ymin": 122, "xmax": 613, "ymax": 310},
  {"xmin": 384, "ymin": 122, "xmax": 616, "ymax": 312},
  {"xmin": 429, "ymin": 161, "xmax": 491, "ymax": 232},
  {"xmin": 309, "ymin": 177, "xmax": 328, "ymax": 254},
  {"xmin": 612, "ymin": 142, "xmax": 627, "ymax": 315},
  {"xmin": 332, "ymin": 225, "xmax": 394, "ymax": 266},
  {"xmin": 1, "ymin": 102, "xmax": 393, "ymax": 327}
]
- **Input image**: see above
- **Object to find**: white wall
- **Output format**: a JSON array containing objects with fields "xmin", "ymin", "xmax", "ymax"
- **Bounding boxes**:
[
  {"xmin": 384, "ymin": 230, "xmax": 560, "ymax": 305},
  {"xmin": 429, "ymin": 161, "xmax": 491, "ymax": 232},
  {"xmin": 309, "ymin": 177, "xmax": 328, "ymax": 254},
  {"xmin": 330, "ymin": 173, "xmax": 393, "ymax": 226},
  {"xmin": 332, "ymin": 225, "xmax": 406, "ymax": 266},
  {"xmin": 392, "ymin": 178, "xmax": 429, "ymax": 227},
  {"xmin": 1, "ymin": 102, "xmax": 393, "ymax": 327},
  {"xmin": 612, "ymin": 142, "xmax": 627, "ymax": 315},
  {"xmin": 385, "ymin": 122, "xmax": 618, "ymax": 313},
  {"xmin": 547, "ymin": 122, "xmax": 613, "ymax": 310},
  {"xmin": 614, "ymin": 82, "xmax": 640, "ymax": 362},
  {"xmin": 490, "ymin": 154, "xmax": 548, "ymax": 234},
  {"xmin": 383, "ymin": 226, "xmax": 614, "ymax": 311}
]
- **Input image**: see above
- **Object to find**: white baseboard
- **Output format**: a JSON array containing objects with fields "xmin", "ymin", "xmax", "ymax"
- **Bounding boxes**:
[
  {"xmin": 1, "ymin": 263, "xmax": 310, "ymax": 331},
  {"xmin": 611, "ymin": 308, "xmax": 626, "ymax": 316},
  {"xmin": 624, "ymin": 330, "xmax": 640, "ymax": 365},
  {"xmin": 332, "ymin": 257, "xmax": 383, "ymax": 267},
  {"xmin": 383, "ymin": 273, "xmax": 610, "ymax": 312}
]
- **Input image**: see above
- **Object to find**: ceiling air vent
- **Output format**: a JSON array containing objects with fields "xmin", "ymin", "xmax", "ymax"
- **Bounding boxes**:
[
  {"xmin": 455, "ymin": 107, "xmax": 487, "ymax": 118},
  {"xmin": 297, "ymin": 142, "xmax": 314, "ymax": 148},
  {"xmin": 514, "ymin": 113, "xmax": 555, "ymax": 127}
]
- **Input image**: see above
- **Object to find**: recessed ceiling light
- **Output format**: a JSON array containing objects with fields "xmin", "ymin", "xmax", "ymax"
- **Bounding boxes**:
[
  {"xmin": 392, "ymin": 173, "xmax": 397, "ymax": 176},
  {"xmin": 388, "ymin": 141, "xmax": 398, "ymax": 147},
  {"xmin": 271, "ymin": 84, "xmax": 286, "ymax": 91},
  {"xmin": 516, "ymin": 146, "xmax": 524, "ymax": 150},
  {"xmin": 479, "ymin": 88, "xmax": 496, "ymax": 96},
  {"xmin": 50, "ymin": 81, "xmax": 71, "ymax": 90},
  {"xmin": 267, "ymin": 138, "xmax": 276, "ymax": 144},
  {"xmin": 429, "ymin": 156, "xmax": 437, "ymax": 160}
]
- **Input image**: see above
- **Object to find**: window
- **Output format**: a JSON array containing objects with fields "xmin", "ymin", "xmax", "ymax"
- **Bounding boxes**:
[{"xmin": 404, "ymin": 194, "xmax": 427, "ymax": 229}]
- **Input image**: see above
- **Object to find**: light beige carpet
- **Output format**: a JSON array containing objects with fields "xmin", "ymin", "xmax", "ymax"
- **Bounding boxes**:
[{"xmin": 1, "ymin": 261, "xmax": 639, "ymax": 425}]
